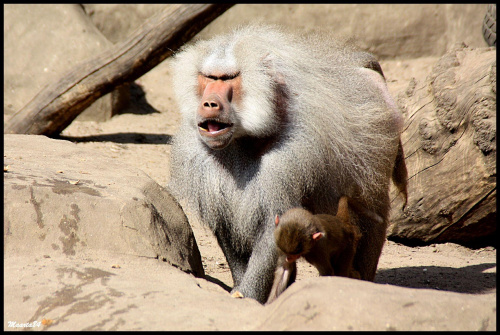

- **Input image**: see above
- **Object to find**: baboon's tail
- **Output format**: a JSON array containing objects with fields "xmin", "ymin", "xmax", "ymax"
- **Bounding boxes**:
[{"xmin": 392, "ymin": 139, "xmax": 408, "ymax": 209}]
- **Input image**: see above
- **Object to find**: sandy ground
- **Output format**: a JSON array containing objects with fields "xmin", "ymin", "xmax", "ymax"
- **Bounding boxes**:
[{"xmin": 58, "ymin": 56, "xmax": 496, "ymax": 300}]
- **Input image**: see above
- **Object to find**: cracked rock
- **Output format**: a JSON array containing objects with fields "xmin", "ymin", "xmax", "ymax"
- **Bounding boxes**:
[{"xmin": 4, "ymin": 134, "xmax": 204, "ymax": 277}]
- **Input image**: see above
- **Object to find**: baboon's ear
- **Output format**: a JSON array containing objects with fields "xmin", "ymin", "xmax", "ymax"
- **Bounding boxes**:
[
  {"xmin": 261, "ymin": 52, "xmax": 286, "ymax": 86},
  {"xmin": 275, "ymin": 214, "xmax": 280, "ymax": 226},
  {"xmin": 312, "ymin": 232, "xmax": 324, "ymax": 241}
]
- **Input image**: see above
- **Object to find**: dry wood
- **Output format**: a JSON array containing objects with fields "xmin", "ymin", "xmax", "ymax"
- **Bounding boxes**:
[
  {"xmin": 4, "ymin": 4, "xmax": 234, "ymax": 136},
  {"xmin": 388, "ymin": 46, "xmax": 496, "ymax": 245}
]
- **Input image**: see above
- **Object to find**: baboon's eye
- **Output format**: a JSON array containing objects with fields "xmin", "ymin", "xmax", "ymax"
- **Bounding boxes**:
[
  {"xmin": 203, "ymin": 72, "xmax": 240, "ymax": 81},
  {"xmin": 219, "ymin": 73, "xmax": 240, "ymax": 81},
  {"xmin": 292, "ymin": 243, "xmax": 303, "ymax": 255}
]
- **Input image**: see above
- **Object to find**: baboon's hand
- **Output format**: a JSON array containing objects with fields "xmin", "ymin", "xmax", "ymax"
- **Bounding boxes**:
[{"xmin": 230, "ymin": 291, "xmax": 244, "ymax": 299}]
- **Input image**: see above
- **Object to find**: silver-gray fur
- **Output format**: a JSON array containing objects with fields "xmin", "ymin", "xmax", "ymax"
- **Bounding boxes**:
[{"xmin": 167, "ymin": 25, "xmax": 407, "ymax": 303}]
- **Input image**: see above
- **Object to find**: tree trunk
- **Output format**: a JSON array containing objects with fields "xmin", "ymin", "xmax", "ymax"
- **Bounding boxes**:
[{"xmin": 388, "ymin": 44, "xmax": 496, "ymax": 246}]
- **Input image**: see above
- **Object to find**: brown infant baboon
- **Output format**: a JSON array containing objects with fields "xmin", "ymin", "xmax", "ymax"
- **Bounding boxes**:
[
  {"xmin": 267, "ymin": 196, "xmax": 376, "ymax": 304},
  {"xmin": 167, "ymin": 25, "xmax": 408, "ymax": 303}
]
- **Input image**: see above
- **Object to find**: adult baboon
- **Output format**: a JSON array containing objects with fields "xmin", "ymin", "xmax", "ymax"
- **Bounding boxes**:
[{"xmin": 168, "ymin": 25, "xmax": 408, "ymax": 303}]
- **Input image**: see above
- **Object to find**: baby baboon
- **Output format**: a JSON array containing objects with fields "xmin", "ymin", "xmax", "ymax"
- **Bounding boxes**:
[
  {"xmin": 267, "ymin": 196, "xmax": 365, "ymax": 303},
  {"xmin": 168, "ymin": 25, "xmax": 408, "ymax": 303}
]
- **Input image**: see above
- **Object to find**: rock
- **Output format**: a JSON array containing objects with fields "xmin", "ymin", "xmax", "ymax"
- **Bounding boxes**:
[
  {"xmin": 3, "ymin": 257, "xmax": 495, "ymax": 331},
  {"xmin": 82, "ymin": 4, "xmax": 170, "ymax": 44},
  {"xmin": 388, "ymin": 45, "xmax": 496, "ymax": 245},
  {"xmin": 3, "ymin": 134, "xmax": 204, "ymax": 277},
  {"xmin": 200, "ymin": 4, "xmax": 489, "ymax": 59},
  {"xmin": 3, "ymin": 4, "xmax": 118, "ymax": 123},
  {"xmin": 83, "ymin": 4, "xmax": 489, "ymax": 59},
  {"xmin": 257, "ymin": 277, "xmax": 496, "ymax": 331},
  {"xmin": 3, "ymin": 253, "xmax": 262, "ymax": 331}
]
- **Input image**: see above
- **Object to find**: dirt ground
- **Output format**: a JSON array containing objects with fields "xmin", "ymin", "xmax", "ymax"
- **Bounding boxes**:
[{"xmin": 55, "ymin": 54, "xmax": 496, "ymax": 300}]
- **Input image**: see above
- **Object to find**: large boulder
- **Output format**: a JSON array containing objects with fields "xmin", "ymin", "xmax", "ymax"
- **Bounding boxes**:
[
  {"xmin": 82, "ymin": 4, "xmax": 489, "ymax": 60},
  {"xmin": 202, "ymin": 4, "xmax": 489, "ymax": 59},
  {"xmin": 256, "ymin": 276, "xmax": 495, "ymax": 331},
  {"xmin": 3, "ymin": 257, "xmax": 495, "ymax": 331},
  {"xmin": 4, "ymin": 134, "xmax": 204, "ymax": 277},
  {"xmin": 82, "ymin": 4, "xmax": 170, "ymax": 44},
  {"xmin": 4, "ymin": 4, "xmax": 118, "ymax": 123},
  {"xmin": 388, "ymin": 45, "xmax": 496, "ymax": 245}
]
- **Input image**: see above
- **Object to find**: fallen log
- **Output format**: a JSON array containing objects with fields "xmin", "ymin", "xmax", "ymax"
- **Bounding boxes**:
[
  {"xmin": 4, "ymin": 4, "xmax": 234, "ymax": 136},
  {"xmin": 388, "ymin": 45, "xmax": 496, "ymax": 246}
]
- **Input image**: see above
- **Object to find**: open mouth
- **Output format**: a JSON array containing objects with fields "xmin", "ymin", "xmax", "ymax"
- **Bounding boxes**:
[{"xmin": 198, "ymin": 120, "xmax": 233, "ymax": 137}]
